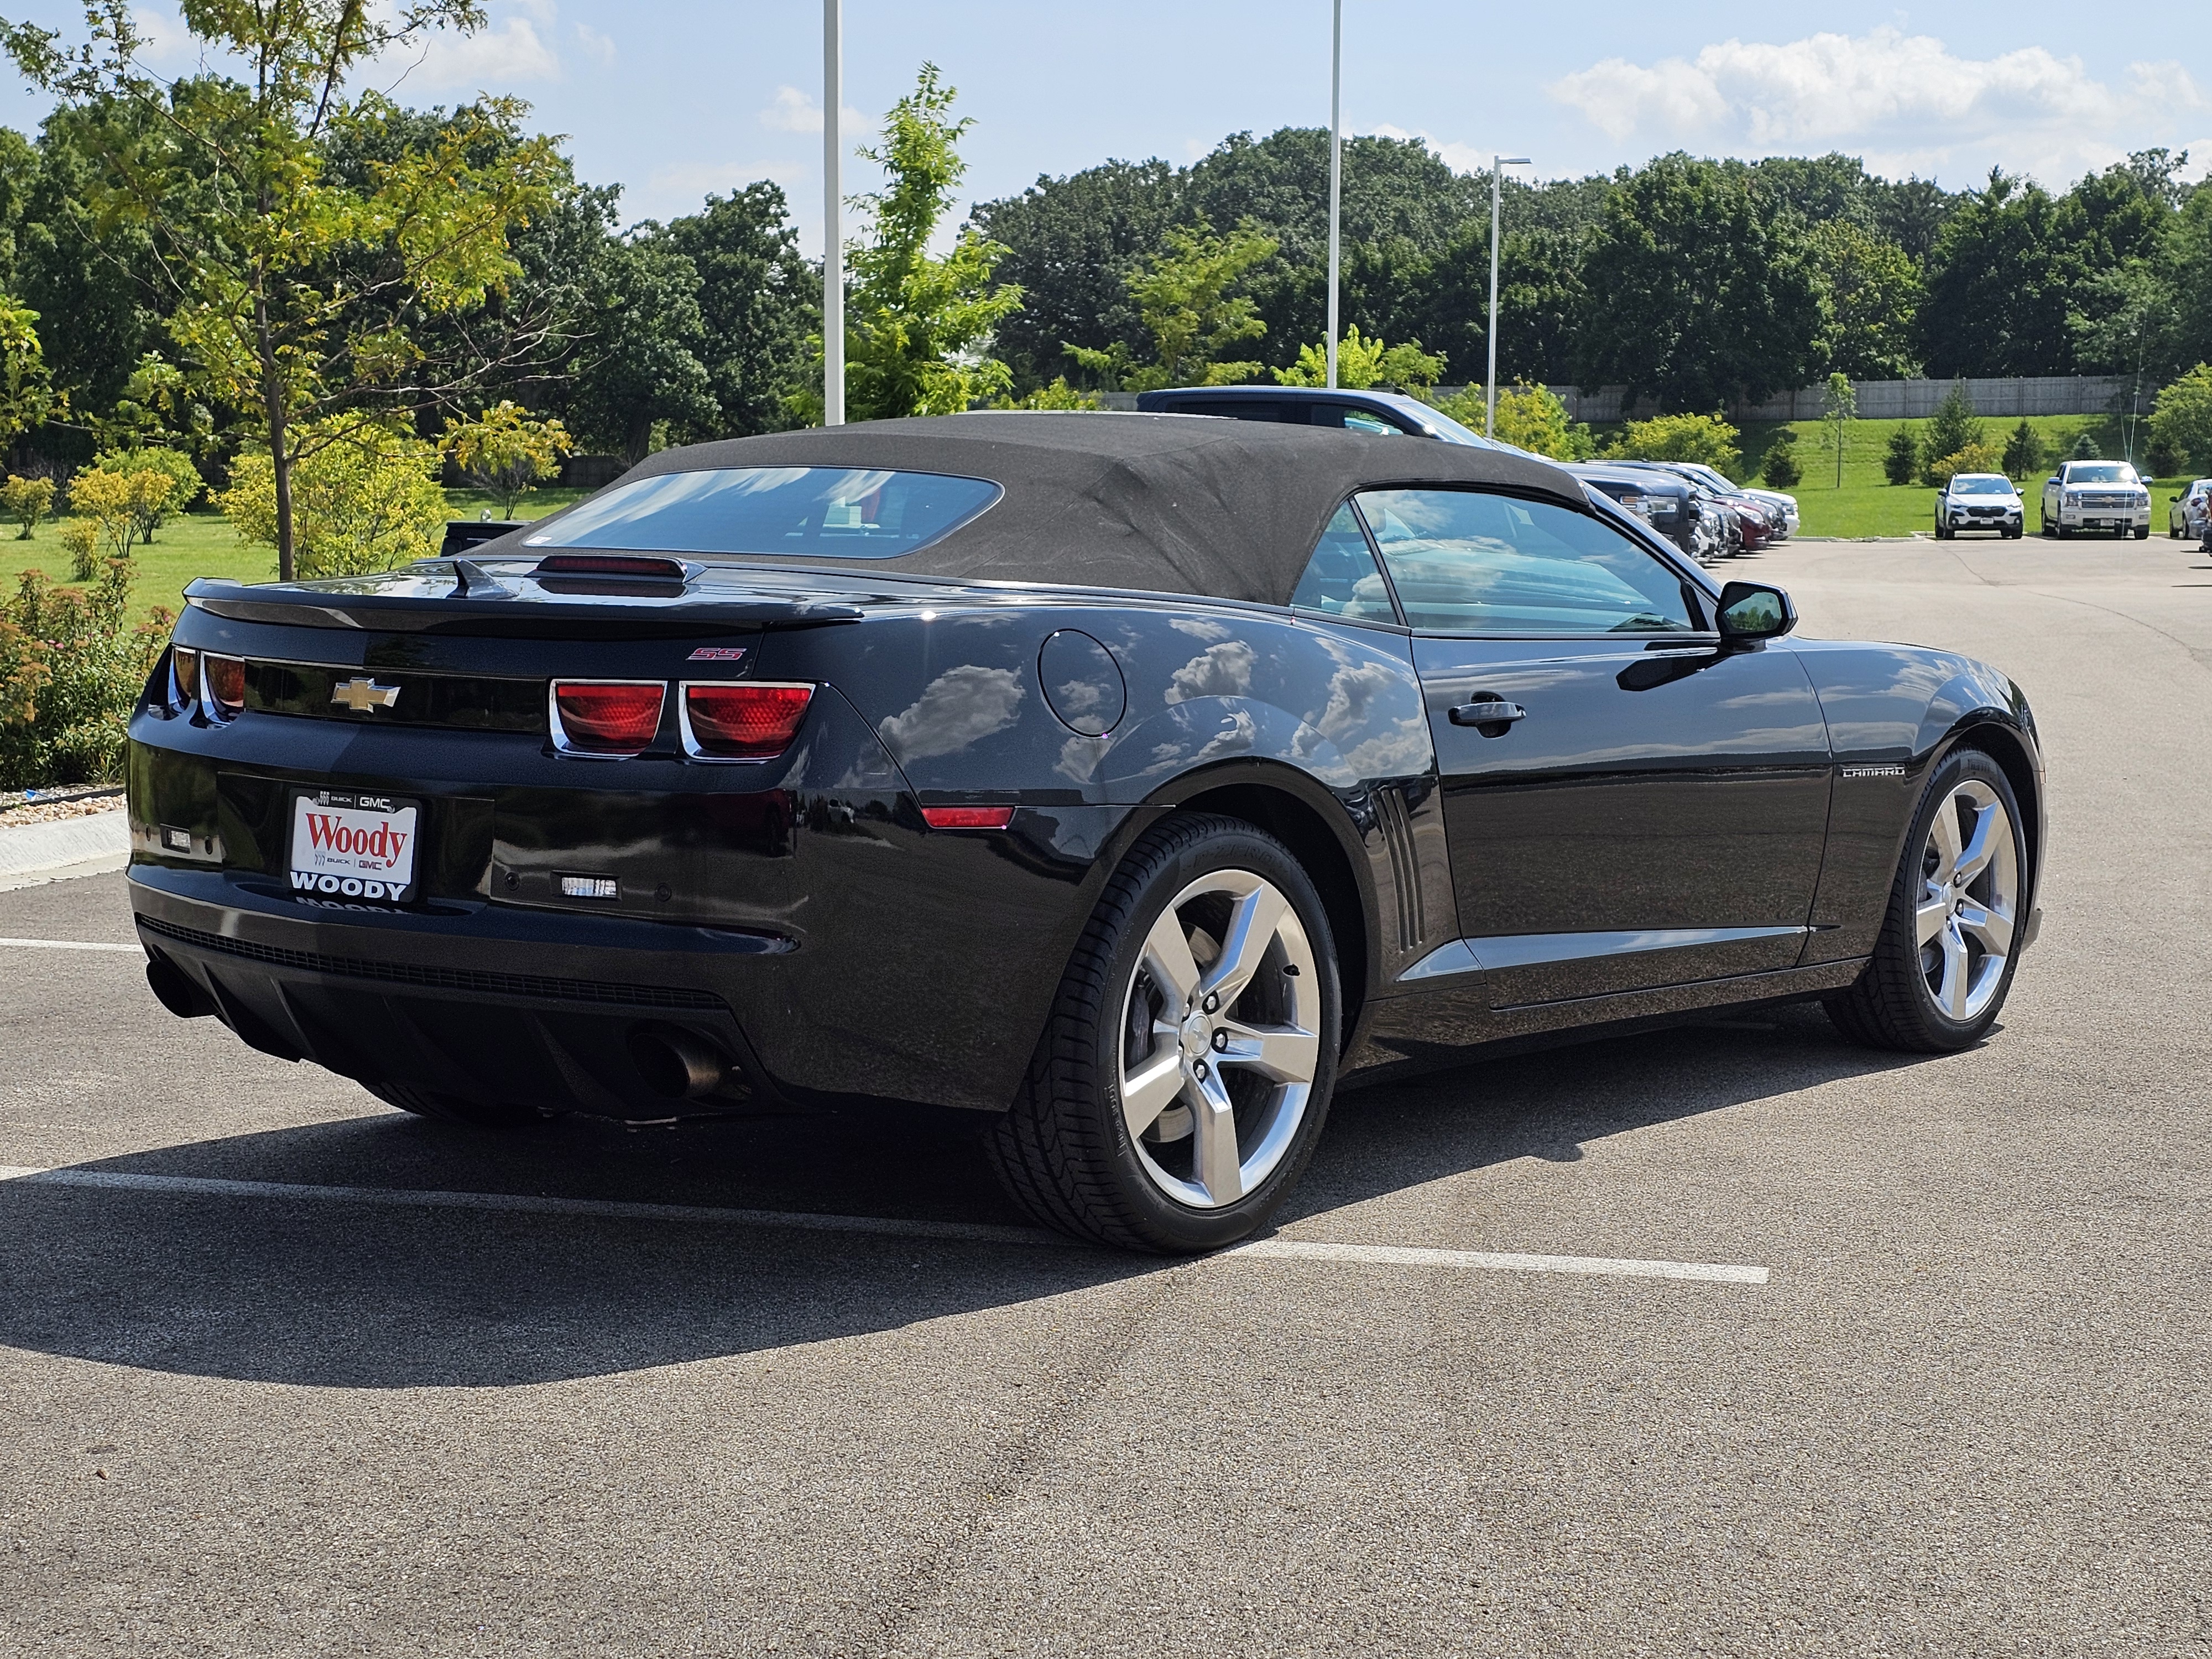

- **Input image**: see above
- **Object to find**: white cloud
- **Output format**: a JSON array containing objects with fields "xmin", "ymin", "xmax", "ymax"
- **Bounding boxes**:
[
  {"xmin": 1364, "ymin": 122, "xmax": 1492, "ymax": 176},
  {"xmin": 1543, "ymin": 27, "xmax": 2208, "ymax": 186},
  {"xmin": 399, "ymin": 14, "xmax": 560, "ymax": 91},
  {"xmin": 129, "ymin": 4, "xmax": 198, "ymax": 66},
  {"xmin": 760, "ymin": 85, "xmax": 865, "ymax": 135},
  {"xmin": 574, "ymin": 21, "xmax": 614, "ymax": 65}
]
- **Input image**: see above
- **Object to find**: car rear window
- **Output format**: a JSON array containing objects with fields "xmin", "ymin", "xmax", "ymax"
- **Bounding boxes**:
[{"xmin": 521, "ymin": 467, "xmax": 1003, "ymax": 558}]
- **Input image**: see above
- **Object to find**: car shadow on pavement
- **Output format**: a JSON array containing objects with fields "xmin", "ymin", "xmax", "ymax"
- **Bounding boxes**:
[{"xmin": 0, "ymin": 1005, "xmax": 1946, "ymax": 1391}]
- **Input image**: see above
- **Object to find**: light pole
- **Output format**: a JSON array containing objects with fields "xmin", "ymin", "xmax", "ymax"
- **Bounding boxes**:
[
  {"xmin": 822, "ymin": 0, "xmax": 844, "ymax": 426},
  {"xmin": 1326, "ymin": 0, "xmax": 1342, "ymax": 389},
  {"xmin": 1485, "ymin": 154, "xmax": 1530, "ymax": 438}
]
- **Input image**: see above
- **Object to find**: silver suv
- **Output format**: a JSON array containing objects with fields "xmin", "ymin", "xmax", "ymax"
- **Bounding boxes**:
[{"xmin": 2039, "ymin": 461, "xmax": 2150, "ymax": 539}]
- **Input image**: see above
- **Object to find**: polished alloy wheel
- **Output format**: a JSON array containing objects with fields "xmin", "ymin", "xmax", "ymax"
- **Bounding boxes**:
[
  {"xmin": 1117, "ymin": 869, "xmax": 1321, "ymax": 1209},
  {"xmin": 1915, "ymin": 778, "xmax": 2020, "ymax": 1022}
]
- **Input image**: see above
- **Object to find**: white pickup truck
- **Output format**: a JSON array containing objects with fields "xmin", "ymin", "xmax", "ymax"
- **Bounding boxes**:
[{"xmin": 2039, "ymin": 460, "xmax": 2151, "ymax": 539}]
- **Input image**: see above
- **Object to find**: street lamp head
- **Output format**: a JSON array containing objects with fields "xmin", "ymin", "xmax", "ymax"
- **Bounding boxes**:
[{"xmin": 1500, "ymin": 156, "xmax": 1531, "ymax": 166}]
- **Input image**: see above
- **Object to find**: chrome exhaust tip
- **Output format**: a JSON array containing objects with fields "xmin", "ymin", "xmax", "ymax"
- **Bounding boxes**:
[
  {"xmin": 628, "ymin": 1028, "xmax": 729, "ymax": 1100},
  {"xmin": 145, "ymin": 955, "xmax": 216, "ymax": 1020}
]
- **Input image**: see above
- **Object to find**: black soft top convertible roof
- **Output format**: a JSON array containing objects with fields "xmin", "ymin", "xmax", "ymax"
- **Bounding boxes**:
[{"xmin": 494, "ymin": 411, "xmax": 1587, "ymax": 608}]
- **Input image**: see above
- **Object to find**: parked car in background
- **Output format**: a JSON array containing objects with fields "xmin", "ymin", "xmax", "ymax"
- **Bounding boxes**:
[
  {"xmin": 1631, "ymin": 460, "xmax": 1796, "ymax": 542},
  {"xmin": 1615, "ymin": 460, "xmax": 1787, "ymax": 547},
  {"xmin": 1742, "ymin": 486, "xmax": 1799, "ymax": 539},
  {"xmin": 2167, "ymin": 478, "xmax": 2212, "ymax": 540},
  {"xmin": 1935, "ymin": 473, "xmax": 2024, "ymax": 540},
  {"xmin": 1567, "ymin": 464, "xmax": 1725, "ymax": 562},
  {"xmin": 2039, "ymin": 460, "xmax": 2151, "ymax": 539},
  {"xmin": 1134, "ymin": 386, "xmax": 1514, "ymax": 448}
]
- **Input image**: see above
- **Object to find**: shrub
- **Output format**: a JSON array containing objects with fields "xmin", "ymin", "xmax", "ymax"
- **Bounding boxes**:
[
  {"xmin": 59, "ymin": 518, "xmax": 99, "ymax": 581},
  {"xmin": 2146, "ymin": 435, "xmax": 2179, "ymax": 478},
  {"xmin": 1926, "ymin": 441, "xmax": 2004, "ymax": 488},
  {"xmin": 64, "ymin": 464, "xmax": 173, "ymax": 557},
  {"xmin": 1607, "ymin": 411, "xmax": 1740, "ymax": 474},
  {"xmin": 220, "ymin": 425, "xmax": 448, "ymax": 578},
  {"xmin": 994, "ymin": 377, "xmax": 1103, "ymax": 411},
  {"xmin": 1884, "ymin": 425, "xmax": 1920, "ymax": 485},
  {"xmin": 92, "ymin": 447, "xmax": 202, "ymax": 541},
  {"xmin": 0, "ymin": 559, "xmax": 171, "ymax": 789},
  {"xmin": 440, "ymin": 401, "xmax": 572, "ymax": 518},
  {"xmin": 1, "ymin": 474, "xmax": 54, "ymax": 539},
  {"xmin": 1922, "ymin": 380, "xmax": 1983, "ymax": 477},
  {"xmin": 1760, "ymin": 429, "xmax": 1802, "ymax": 488},
  {"xmin": 2068, "ymin": 431, "xmax": 2101, "ymax": 461},
  {"xmin": 2148, "ymin": 364, "xmax": 2212, "ymax": 473},
  {"xmin": 1490, "ymin": 382, "xmax": 1595, "ymax": 461},
  {"xmin": 2002, "ymin": 420, "xmax": 2047, "ymax": 481}
]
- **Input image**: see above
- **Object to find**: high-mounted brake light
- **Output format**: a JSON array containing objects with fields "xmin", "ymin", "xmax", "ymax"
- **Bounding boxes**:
[
  {"xmin": 550, "ymin": 681, "xmax": 666, "ymax": 756},
  {"xmin": 679, "ymin": 682, "xmax": 814, "ymax": 760},
  {"xmin": 534, "ymin": 554, "xmax": 688, "ymax": 581},
  {"xmin": 921, "ymin": 805, "xmax": 1015, "ymax": 831},
  {"xmin": 202, "ymin": 653, "xmax": 246, "ymax": 721}
]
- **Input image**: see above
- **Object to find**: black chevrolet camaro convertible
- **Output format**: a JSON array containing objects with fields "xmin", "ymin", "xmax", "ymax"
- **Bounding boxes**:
[{"xmin": 127, "ymin": 415, "xmax": 2044, "ymax": 1251}]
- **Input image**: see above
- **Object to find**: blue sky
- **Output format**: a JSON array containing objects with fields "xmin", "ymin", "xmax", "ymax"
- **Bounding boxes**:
[{"xmin": 2, "ymin": 0, "xmax": 2206, "ymax": 255}]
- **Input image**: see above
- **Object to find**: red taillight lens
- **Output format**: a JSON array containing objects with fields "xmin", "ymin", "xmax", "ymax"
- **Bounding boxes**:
[
  {"xmin": 681, "ymin": 682, "xmax": 813, "ymax": 759},
  {"xmin": 552, "ymin": 681, "xmax": 666, "ymax": 754},
  {"xmin": 921, "ymin": 805, "xmax": 1015, "ymax": 831},
  {"xmin": 171, "ymin": 646, "xmax": 200, "ymax": 705},
  {"xmin": 202, "ymin": 653, "xmax": 245, "ymax": 718}
]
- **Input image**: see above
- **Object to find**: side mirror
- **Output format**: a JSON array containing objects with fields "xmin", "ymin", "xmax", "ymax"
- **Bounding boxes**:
[{"xmin": 1717, "ymin": 580, "xmax": 1796, "ymax": 643}]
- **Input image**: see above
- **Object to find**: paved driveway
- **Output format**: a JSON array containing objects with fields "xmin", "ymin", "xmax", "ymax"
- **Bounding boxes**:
[{"xmin": 2, "ymin": 536, "xmax": 2207, "ymax": 1656}]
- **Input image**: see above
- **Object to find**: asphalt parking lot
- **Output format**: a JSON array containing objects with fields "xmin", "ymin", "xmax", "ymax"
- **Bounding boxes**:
[{"xmin": 3, "ymin": 534, "xmax": 2208, "ymax": 1657}]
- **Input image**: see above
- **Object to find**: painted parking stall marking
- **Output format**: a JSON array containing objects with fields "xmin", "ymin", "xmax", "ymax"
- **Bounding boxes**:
[{"xmin": 0, "ymin": 1165, "xmax": 1770, "ymax": 1285}]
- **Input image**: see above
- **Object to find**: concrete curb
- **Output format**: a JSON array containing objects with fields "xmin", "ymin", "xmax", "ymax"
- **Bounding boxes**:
[{"xmin": 0, "ymin": 810, "xmax": 129, "ymax": 889}]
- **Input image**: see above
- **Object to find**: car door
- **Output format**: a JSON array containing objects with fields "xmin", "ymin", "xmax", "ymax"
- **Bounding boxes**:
[{"xmin": 1353, "ymin": 486, "xmax": 1833, "ymax": 1007}]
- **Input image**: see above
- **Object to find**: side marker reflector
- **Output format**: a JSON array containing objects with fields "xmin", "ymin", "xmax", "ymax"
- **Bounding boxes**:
[{"xmin": 921, "ymin": 806, "xmax": 1015, "ymax": 831}]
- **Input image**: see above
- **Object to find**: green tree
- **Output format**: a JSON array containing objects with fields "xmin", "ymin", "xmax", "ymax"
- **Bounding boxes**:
[
  {"xmin": 218, "ymin": 423, "xmax": 447, "ymax": 579},
  {"xmin": 3, "ymin": 4, "xmax": 563, "ymax": 581},
  {"xmin": 1572, "ymin": 154, "xmax": 1821, "ymax": 410},
  {"xmin": 441, "ymin": 400, "xmax": 571, "ymax": 515},
  {"xmin": 1819, "ymin": 373, "xmax": 1858, "ymax": 488},
  {"xmin": 661, "ymin": 184, "xmax": 814, "ymax": 437},
  {"xmin": 1884, "ymin": 424, "xmax": 1920, "ymax": 485},
  {"xmin": 808, "ymin": 64, "xmax": 1022, "ymax": 422},
  {"xmin": 0, "ymin": 293, "xmax": 60, "ymax": 445},
  {"xmin": 2002, "ymin": 419, "xmax": 2047, "ymax": 480},
  {"xmin": 1806, "ymin": 221, "xmax": 1921, "ymax": 379},
  {"xmin": 1760, "ymin": 428, "xmax": 1802, "ymax": 488},
  {"xmin": 2069, "ymin": 430, "xmax": 2102, "ymax": 461},
  {"xmin": 568, "ymin": 232, "xmax": 715, "ymax": 463},
  {"xmin": 92, "ymin": 446, "xmax": 200, "ymax": 540},
  {"xmin": 1607, "ymin": 411, "xmax": 1741, "ymax": 473},
  {"xmin": 1066, "ymin": 219, "xmax": 1277, "ymax": 392},
  {"xmin": 1489, "ymin": 382, "xmax": 1594, "ymax": 460},
  {"xmin": 1273, "ymin": 325, "xmax": 1443, "ymax": 392},
  {"xmin": 1920, "ymin": 171, "xmax": 2081, "ymax": 377},
  {"xmin": 2149, "ymin": 364, "xmax": 2212, "ymax": 472},
  {"xmin": 1922, "ymin": 379, "xmax": 1984, "ymax": 480},
  {"xmin": 1926, "ymin": 440, "xmax": 2004, "ymax": 488}
]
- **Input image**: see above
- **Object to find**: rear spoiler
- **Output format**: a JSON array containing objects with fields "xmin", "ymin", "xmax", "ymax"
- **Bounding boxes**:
[{"xmin": 182, "ymin": 576, "xmax": 863, "ymax": 637}]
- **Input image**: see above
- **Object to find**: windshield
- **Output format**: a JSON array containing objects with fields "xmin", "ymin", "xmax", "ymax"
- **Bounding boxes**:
[
  {"xmin": 1952, "ymin": 476, "xmax": 2015, "ymax": 494},
  {"xmin": 1404, "ymin": 404, "xmax": 1500, "ymax": 448},
  {"xmin": 2065, "ymin": 464, "xmax": 2138, "ymax": 484},
  {"xmin": 521, "ymin": 467, "xmax": 1002, "ymax": 558}
]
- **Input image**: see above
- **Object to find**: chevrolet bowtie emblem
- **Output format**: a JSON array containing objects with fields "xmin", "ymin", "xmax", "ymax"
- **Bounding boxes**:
[{"xmin": 330, "ymin": 677, "xmax": 401, "ymax": 713}]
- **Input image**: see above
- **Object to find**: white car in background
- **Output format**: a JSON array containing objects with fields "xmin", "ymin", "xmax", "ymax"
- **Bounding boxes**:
[
  {"xmin": 2039, "ymin": 460, "xmax": 2151, "ymax": 539},
  {"xmin": 1936, "ymin": 473, "xmax": 2024, "ymax": 540},
  {"xmin": 2167, "ymin": 478, "xmax": 2211, "ymax": 540}
]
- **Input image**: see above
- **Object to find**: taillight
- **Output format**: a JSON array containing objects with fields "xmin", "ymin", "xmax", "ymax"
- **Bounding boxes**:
[
  {"xmin": 921, "ymin": 805, "xmax": 1015, "ymax": 830},
  {"xmin": 171, "ymin": 646, "xmax": 200, "ymax": 707},
  {"xmin": 202, "ymin": 653, "xmax": 246, "ymax": 721},
  {"xmin": 679, "ymin": 682, "xmax": 813, "ymax": 760},
  {"xmin": 550, "ymin": 681, "xmax": 666, "ymax": 756}
]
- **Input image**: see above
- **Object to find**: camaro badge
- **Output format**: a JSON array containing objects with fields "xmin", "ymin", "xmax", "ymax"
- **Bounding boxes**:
[
  {"xmin": 330, "ymin": 678, "xmax": 401, "ymax": 713},
  {"xmin": 1840, "ymin": 764, "xmax": 1907, "ymax": 778},
  {"xmin": 687, "ymin": 646, "xmax": 748, "ymax": 662}
]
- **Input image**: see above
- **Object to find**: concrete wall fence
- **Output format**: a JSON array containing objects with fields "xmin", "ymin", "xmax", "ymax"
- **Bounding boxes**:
[{"xmin": 1095, "ymin": 377, "xmax": 2145, "ymax": 424}]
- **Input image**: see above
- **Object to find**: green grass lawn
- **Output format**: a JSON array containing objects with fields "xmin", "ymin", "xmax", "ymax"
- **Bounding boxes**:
[
  {"xmin": 4, "ymin": 487, "xmax": 589, "ymax": 628},
  {"xmin": 1729, "ymin": 412, "xmax": 2187, "ymax": 538}
]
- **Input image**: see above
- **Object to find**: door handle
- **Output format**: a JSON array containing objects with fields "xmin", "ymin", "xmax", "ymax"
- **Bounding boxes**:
[{"xmin": 1448, "ymin": 700, "xmax": 1527, "ymax": 728}]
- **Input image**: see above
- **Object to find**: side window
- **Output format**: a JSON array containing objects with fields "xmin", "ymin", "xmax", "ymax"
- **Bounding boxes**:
[
  {"xmin": 1180, "ymin": 400, "xmax": 1283, "ymax": 422},
  {"xmin": 1354, "ymin": 488, "xmax": 1698, "ymax": 636},
  {"xmin": 1290, "ymin": 503, "xmax": 1400, "ymax": 624},
  {"xmin": 1314, "ymin": 404, "xmax": 1405, "ymax": 436}
]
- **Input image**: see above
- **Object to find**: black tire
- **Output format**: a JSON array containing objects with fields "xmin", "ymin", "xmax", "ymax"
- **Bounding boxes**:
[
  {"xmin": 1824, "ymin": 748, "xmax": 2028, "ymax": 1053},
  {"xmin": 2134, "ymin": 524, "xmax": 2150, "ymax": 540},
  {"xmin": 985, "ymin": 813, "xmax": 1341, "ymax": 1253},
  {"xmin": 365, "ymin": 1081, "xmax": 546, "ymax": 1129}
]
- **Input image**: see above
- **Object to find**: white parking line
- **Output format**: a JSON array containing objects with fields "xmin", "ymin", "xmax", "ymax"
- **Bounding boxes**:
[
  {"xmin": 0, "ymin": 1166, "xmax": 1771, "ymax": 1284},
  {"xmin": 0, "ymin": 937, "xmax": 138, "ymax": 953}
]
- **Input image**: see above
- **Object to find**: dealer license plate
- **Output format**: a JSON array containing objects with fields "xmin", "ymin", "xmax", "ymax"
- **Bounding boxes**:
[{"xmin": 289, "ymin": 790, "xmax": 420, "ymax": 902}]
